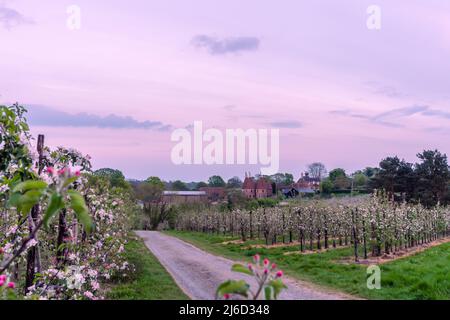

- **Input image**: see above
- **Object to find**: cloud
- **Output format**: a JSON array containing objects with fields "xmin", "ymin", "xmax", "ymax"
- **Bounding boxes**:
[
  {"xmin": 421, "ymin": 108, "xmax": 450, "ymax": 119},
  {"xmin": 331, "ymin": 105, "xmax": 450, "ymax": 128},
  {"xmin": 268, "ymin": 120, "xmax": 303, "ymax": 128},
  {"xmin": 363, "ymin": 81, "xmax": 406, "ymax": 99},
  {"xmin": 191, "ymin": 35, "xmax": 260, "ymax": 55},
  {"xmin": 0, "ymin": 5, "xmax": 33, "ymax": 29},
  {"xmin": 372, "ymin": 105, "xmax": 428, "ymax": 120},
  {"xmin": 26, "ymin": 105, "xmax": 172, "ymax": 131}
]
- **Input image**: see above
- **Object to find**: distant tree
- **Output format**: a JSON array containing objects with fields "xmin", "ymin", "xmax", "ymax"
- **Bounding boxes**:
[
  {"xmin": 320, "ymin": 178, "xmax": 333, "ymax": 194},
  {"xmin": 307, "ymin": 162, "xmax": 327, "ymax": 180},
  {"xmin": 226, "ymin": 189, "xmax": 247, "ymax": 210},
  {"xmin": 270, "ymin": 173, "xmax": 294, "ymax": 185},
  {"xmin": 371, "ymin": 157, "xmax": 415, "ymax": 197},
  {"xmin": 414, "ymin": 150, "xmax": 449, "ymax": 206},
  {"xmin": 185, "ymin": 182, "xmax": 198, "ymax": 190},
  {"xmin": 328, "ymin": 168, "xmax": 346, "ymax": 181},
  {"xmin": 195, "ymin": 181, "xmax": 208, "ymax": 189},
  {"xmin": 283, "ymin": 173, "xmax": 294, "ymax": 185},
  {"xmin": 363, "ymin": 167, "xmax": 379, "ymax": 178},
  {"xmin": 353, "ymin": 173, "xmax": 368, "ymax": 188},
  {"xmin": 135, "ymin": 179, "xmax": 164, "ymax": 202},
  {"xmin": 208, "ymin": 175, "xmax": 226, "ymax": 187},
  {"xmin": 145, "ymin": 176, "xmax": 165, "ymax": 189},
  {"xmin": 334, "ymin": 176, "xmax": 352, "ymax": 190},
  {"xmin": 171, "ymin": 180, "xmax": 189, "ymax": 191},
  {"xmin": 94, "ymin": 168, "xmax": 129, "ymax": 189},
  {"xmin": 327, "ymin": 168, "xmax": 351, "ymax": 190},
  {"xmin": 227, "ymin": 176, "xmax": 243, "ymax": 188}
]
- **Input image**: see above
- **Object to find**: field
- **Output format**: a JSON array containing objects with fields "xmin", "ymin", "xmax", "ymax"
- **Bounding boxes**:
[{"xmin": 165, "ymin": 230, "xmax": 450, "ymax": 300}]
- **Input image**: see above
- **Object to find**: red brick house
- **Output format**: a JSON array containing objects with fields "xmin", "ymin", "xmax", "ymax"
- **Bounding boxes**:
[
  {"xmin": 242, "ymin": 176, "xmax": 256, "ymax": 198},
  {"xmin": 242, "ymin": 174, "xmax": 273, "ymax": 199},
  {"xmin": 295, "ymin": 172, "xmax": 320, "ymax": 191}
]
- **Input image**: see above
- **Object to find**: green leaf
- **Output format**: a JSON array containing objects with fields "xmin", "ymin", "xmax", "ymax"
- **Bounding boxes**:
[
  {"xmin": 264, "ymin": 286, "xmax": 272, "ymax": 300},
  {"xmin": 268, "ymin": 279, "xmax": 287, "ymax": 299},
  {"xmin": 216, "ymin": 280, "xmax": 249, "ymax": 299},
  {"xmin": 68, "ymin": 190, "xmax": 94, "ymax": 234},
  {"xmin": 8, "ymin": 189, "xmax": 43, "ymax": 216},
  {"xmin": 12, "ymin": 180, "xmax": 47, "ymax": 193},
  {"xmin": 63, "ymin": 176, "xmax": 78, "ymax": 188},
  {"xmin": 43, "ymin": 192, "xmax": 64, "ymax": 228},
  {"xmin": 7, "ymin": 192, "xmax": 22, "ymax": 208},
  {"xmin": 231, "ymin": 263, "xmax": 254, "ymax": 276}
]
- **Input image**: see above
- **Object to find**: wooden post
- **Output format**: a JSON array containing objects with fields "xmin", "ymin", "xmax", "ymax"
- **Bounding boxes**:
[{"xmin": 25, "ymin": 134, "xmax": 44, "ymax": 293}]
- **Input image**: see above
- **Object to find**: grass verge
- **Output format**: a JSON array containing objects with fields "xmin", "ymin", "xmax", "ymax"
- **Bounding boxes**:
[
  {"xmin": 107, "ymin": 235, "xmax": 189, "ymax": 300},
  {"xmin": 165, "ymin": 230, "xmax": 450, "ymax": 300}
]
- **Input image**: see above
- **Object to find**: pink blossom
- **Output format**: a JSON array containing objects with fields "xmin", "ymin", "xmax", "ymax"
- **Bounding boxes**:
[
  {"xmin": 0, "ymin": 247, "xmax": 4, "ymax": 254},
  {"xmin": 247, "ymin": 263, "xmax": 253, "ymax": 271},
  {"xmin": 253, "ymin": 254, "xmax": 260, "ymax": 263},
  {"xmin": 0, "ymin": 280, "xmax": 4, "ymax": 287},
  {"xmin": 263, "ymin": 258, "xmax": 270, "ymax": 266},
  {"xmin": 84, "ymin": 291, "xmax": 94, "ymax": 300},
  {"xmin": 264, "ymin": 269, "xmax": 269, "ymax": 275},
  {"xmin": 223, "ymin": 293, "xmax": 230, "ymax": 300},
  {"xmin": 57, "ymin": 168, "xmax": 67, "ymax": 176},
  {"xmin": 7, "ymin": 282, "xmax": 15, "ymax": 289},
  {"xmin": 91, "ymin": 281, "xmax": 100, "ymax": 291},
  {"xmin": 271, "ymin": 263, "xmax": 277, "ymax": 270},
  {"xmin": 276, "ymin": 271, "xmax": 283, "ymax": 278},
  {"xmin": 0, "ymin": 274, "xmax": 6, "ymax": 281},
  {"xmin": 75, "ymin": 170, "xmax": 81, "ymax": 177},
  {"xmin": 46, "ymin": 167, "xmax": 54, "ymax": 175}
]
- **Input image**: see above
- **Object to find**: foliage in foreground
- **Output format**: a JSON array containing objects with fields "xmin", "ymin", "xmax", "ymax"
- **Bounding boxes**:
[
  {"xmin": 1, "ymin": 104, "xmax": 133, "ymax": 299},
  {"xmin": 217, "ymin": 255, "xmax": 286, "ymax": 300}
]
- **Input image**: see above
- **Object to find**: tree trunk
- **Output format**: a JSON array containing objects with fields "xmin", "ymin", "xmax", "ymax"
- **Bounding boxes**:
[{"xmin": 57, "ymin": 209, "xmax": 69, "ymax": 268}]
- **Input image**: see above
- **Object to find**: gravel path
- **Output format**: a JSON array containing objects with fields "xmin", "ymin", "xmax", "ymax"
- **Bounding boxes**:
[{"xmin": 135, "ymin": 231, "xmax": 351, "ymax": 300}]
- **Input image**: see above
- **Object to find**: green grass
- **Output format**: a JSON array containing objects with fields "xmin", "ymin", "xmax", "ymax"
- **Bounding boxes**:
[
  {"xmin": 165, "ymin": 230, "xmax": 450, "ymax": 300},
  {"xmin": 107, "ymin": 236, "xmax": 189, "ymax": 300}
]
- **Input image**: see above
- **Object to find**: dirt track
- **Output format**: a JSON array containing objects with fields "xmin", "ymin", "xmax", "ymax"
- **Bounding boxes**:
[{"xmin": 136, "ymin": 231, "xmax": 353, "ymax": 300}]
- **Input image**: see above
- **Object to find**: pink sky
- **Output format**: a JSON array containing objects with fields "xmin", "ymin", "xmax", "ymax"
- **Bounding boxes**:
[{"xmin": 1, "ymin": 0, "xmax": 449, "ymax": 181}]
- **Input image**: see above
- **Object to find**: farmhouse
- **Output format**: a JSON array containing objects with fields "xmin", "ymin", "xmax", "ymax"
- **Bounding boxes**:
[{"xmin": 294, "ymin": 172, "xmax": 320, "ymax": 192}]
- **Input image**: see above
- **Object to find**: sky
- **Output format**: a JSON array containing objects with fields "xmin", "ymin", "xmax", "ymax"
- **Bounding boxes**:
[{"xmin": 1, "ymin": 0, "xmax": 449, "ymax": 181}]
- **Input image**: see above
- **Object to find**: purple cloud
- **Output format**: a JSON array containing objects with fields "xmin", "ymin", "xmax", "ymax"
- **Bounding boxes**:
[
  {"xmin": 26, "ymin": 105, "xmax": 172, "ymax": 131},
  {"xmin": 0, "ymin": 5, "xmax": 33, "ymax": 29},
  {"xmin": 268, "ymin": 121, "xmax": 303, "ymax": 129},
  {"xmin": 191, "ymin": 35, "xmax": 260, "ymax": 55}
]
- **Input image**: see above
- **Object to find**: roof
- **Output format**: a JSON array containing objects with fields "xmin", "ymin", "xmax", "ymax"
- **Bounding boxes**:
[
  {"xmin": 297, "ymin": 173, "xmax": 320, "ymax": 183},
  {"xmin": 163, "ymin": 191, "xmax": 206, "ymax": 196},
  {"xmin": 256, "ymin": 178, "xmax": 272, "ymax": 190},
  {"xmin": 242, "ymin": 177, "xmax": 256, "ymax": 189}
]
